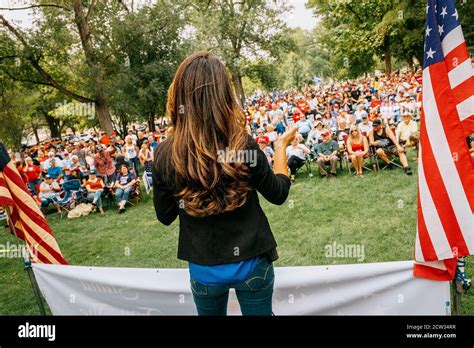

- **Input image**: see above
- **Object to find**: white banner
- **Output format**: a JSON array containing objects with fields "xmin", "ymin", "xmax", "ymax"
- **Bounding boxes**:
[{"xmin": 32, "ymin": 260, "xmax": 451, "ymax": 315}]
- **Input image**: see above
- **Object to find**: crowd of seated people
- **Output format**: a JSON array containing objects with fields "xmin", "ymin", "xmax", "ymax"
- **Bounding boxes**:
[
  {"xmin": 246, "ymin": 70, "xmax": 427, "ymax": 180},
  {"xmin": 12, "ymin": 126, "xmax": 172, "ymax": 216}
]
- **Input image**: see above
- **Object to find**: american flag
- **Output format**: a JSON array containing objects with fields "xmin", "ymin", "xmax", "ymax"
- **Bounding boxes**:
[
  {"xmin": 0, "ymin": 144, "xmax": 67, "ymax": 264},
  {"xmin": 414, "ymin": 0, "xmax": 474, "ymax": 280}
]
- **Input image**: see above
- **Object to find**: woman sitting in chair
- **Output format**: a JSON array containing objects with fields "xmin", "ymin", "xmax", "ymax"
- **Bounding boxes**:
[
  {"xmin": 84, "ymin": 170, "xmax": 105, "ymax": 214},
  {"xmin": 286, "ymin": 135, "xmax": 310, "ymax": 183},
  {"xmin": 346, "ymin": 125, "xmax": 369, "ymax": 177},
  {"xmin": 113, "ymin": 164, "xmax": 137, "ymax": 213}
]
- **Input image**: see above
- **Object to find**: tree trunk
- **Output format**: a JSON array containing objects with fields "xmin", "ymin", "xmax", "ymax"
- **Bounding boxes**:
[
  {"xmin": 232, "ymin": 72, "xmax": 245, "ymax": 107},
  {"xmin": 43, "ymin": 112, "xmax": 60, "ymax": 139},
  {"xmin": 148, "ymin": 113, "xmax": 155, "ymax": 132},
  {"xmin": 73, "ymin": 0, "xmax": 114, "ymax": 135},
  {"xmin": 31, "ymin": 122, "xmax": 40, "ymax": 144},
  {"xmin": 95, "ymin": 98, "xmax": 114, "ymax": 135},
  {"xmin": 118, "ymin": 112, "xmax": 128, "ymax": 137}
]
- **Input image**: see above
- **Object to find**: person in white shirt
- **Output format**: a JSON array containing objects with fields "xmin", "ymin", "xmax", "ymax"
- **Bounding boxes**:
[
  {"xmin": 39, "ymin": 175, "xmax": 61, "ymax": 213},
  {"xmin": 266, "ymin": 124, "xmax": 278, "ymax": 145},
  {"xmin": 127, "ymin": 129, "xmax": 138, "ymax": 145},
  {"xmin": 396, "ymin": 113, "xmax": 419, "ymax": 159},
  {"xmin": 41, "ymin": 151, "xmax": 61, "ymax": 171},
  {"xmin": 380, "ymin": 102, "xmax": 393, "ymax": 124},
  {"xmin": 358, "ymin": 115, "xmax": 373, "ymax": 136},
  {"xmin": 354, "ymin": 104, "xmax": 368, "ymax": 122},
  {"xmin": 286, "ymin": 136, "xmax": 310, "ymax": 182}
]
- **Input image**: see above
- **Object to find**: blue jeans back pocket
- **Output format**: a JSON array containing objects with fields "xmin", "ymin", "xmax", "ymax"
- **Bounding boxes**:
[
  {"xmin": 244, "ymin": 257, "xmax": 274, "ymax": 292},
  {"xmin": 190, "ymin": 278, "xmax": 208, "ymax": 296}
]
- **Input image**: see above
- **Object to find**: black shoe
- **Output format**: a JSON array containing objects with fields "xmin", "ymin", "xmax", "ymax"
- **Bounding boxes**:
[
  {"xmin": 118, "ymin": 207, "xmax": 125, "ymax": 214},
  {"xmin": 404, "ymin": 166, "xmax": 413, "ymax": 175}
]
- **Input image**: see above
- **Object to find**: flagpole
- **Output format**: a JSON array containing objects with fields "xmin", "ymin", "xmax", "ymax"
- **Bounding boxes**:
[{"xmin": 3, "ymin": 204, "xmax": 47, "ymax": 316}]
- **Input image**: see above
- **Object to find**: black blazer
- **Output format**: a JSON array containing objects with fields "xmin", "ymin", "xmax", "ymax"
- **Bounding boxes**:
[{"xmin": 152, "ymin": 135, "xmax": 291, "ymax": 265}]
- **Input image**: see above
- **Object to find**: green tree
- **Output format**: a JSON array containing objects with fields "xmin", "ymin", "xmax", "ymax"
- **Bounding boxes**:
[
  {"xmin": 0, "ymin": 0, "xmax": 187, "ymax": 134},
  {"xmin": 307, "ymin": 0, "xmax": 426, "ymax": 77},
  {"xmin": 190, "ymin": 0, "xmax": 294, "ymax": 105}
]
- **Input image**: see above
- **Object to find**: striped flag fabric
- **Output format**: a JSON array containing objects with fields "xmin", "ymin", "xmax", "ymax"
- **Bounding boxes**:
[
  {"xmin": 414, "ymin": 0, "xmax": 474, "ymax": 280},
  {"xmin": 0, "ymin": 144, "xmax": 67, "ymax": 265}
]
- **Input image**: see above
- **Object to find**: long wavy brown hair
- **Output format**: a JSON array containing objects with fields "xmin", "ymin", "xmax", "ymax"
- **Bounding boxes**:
[{"xmin": 157, "ymin": 51, "xmax": 250, "ymax": 217}]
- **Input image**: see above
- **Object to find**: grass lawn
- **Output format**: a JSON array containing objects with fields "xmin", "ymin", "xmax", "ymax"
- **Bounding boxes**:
[{"xmin": 1, "ymin": 152, "xmax": 472, "ymax": 315}]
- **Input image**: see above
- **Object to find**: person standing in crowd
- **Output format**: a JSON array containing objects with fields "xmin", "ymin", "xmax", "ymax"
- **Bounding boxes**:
[
  {"xmin": 84, "ymin": 169, "xmax": 105, "ymax": 214},
  {"xmin": 114, "ymin": 164, "xmax": 137, "ymax": 213},
  {"xmin": 123, "ymin": 135, "xmax": 140, "ymax": 176},
  {"xmin": 94, "ymin": 145, "xmax": 117, "ymax": 184},
  {"xmin": 138, "ymin": 142, "xmax": 153, "ymax": 173},
  {"xmin": 136, "ymin": 131, "xmax": 147, "ymax": 149},
  {"xmin": 148, "ymin": 135, "xmax": 158, "ymax": 151},
  {"xmin": 127, "ymin": 129, "xmax": 138, "ymax": 144},
  {"xmin": 23, "ymin": 156, "xmax": 42, "ymax": 195},
  {"xmin": 152, "ymin": 51, "xmax": 296, "ymax": 316},
  {"xmin": 72, "ymin": 142, "xmax": 87, "ymax": 166}
]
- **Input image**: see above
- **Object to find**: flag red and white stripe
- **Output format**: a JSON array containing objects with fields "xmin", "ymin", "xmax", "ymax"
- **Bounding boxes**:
[
  {"xmin": 0, "ymin": 145, "xmax": 67, "ymax": 265},
  {"xmin": 414, "ymin": 0, "xmax": 474, "ymax": 280}
]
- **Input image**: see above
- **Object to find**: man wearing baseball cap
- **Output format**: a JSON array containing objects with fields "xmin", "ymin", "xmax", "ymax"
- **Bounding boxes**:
[
  {"xmin": 368, "ymin": 119, "xmax": 412, "ymax": 175},
  {"xmin": 38, "ymin": 175, "xmax": 61, "ymax": 214},
  {"xmin": 316, "ymin": 131, "xmax": 339, "ymax": 177}
]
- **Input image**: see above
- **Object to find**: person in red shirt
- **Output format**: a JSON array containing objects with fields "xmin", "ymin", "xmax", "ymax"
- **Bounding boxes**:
[
  {"xmin": 23, "ymin": 156, "xmax": 42, "ymax": 195},
  {"xmin": 292, "ymin": 107, "xmax": 302, "ymax": 123},
  {"xmin": 100, "ymin": 132, "xmax": 111, "ymax": 146},
  {"xmin": 255, "ymin": 128, "xmax": 270, "ymax": 144},
  {"xmin": 370, "ymin": 97, "xmax": 381, "ymax": 111},
  {"xmin": 15, "ymin": 160, "xmax": 26, "ymax": 183},
  {"xmin": 297, "ymin": 98, "xmax": 309, "ymax": 114},
  {"xmin": 368, "ymin": 108, "xmax": 380, "ymax": 122},
  {"xmin": 84, "ymin": 169, "xmax": 105, "ymax": 214}
]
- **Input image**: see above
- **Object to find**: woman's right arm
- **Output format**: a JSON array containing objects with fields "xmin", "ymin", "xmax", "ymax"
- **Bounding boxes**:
[{"xmin": 249, "ymin": 126, "xmax": 297, "ymax": 205}]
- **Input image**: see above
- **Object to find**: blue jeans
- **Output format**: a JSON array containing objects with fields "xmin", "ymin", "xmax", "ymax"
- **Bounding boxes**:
[
  {"xmin": 28, "ymin": 179, "xmax": 42, "ymax": 196},
  {"xmin": 40, "ymin": 196, "xmax": 58, "ymax": 208},
  {"xmin": 190, "ymin": 257, "xmax": 274, "ymax": 316},
  {"xmin": 115, "ymin": 187, "xmax": 132, "ymax": 203},
  {"xmin": 130, "ymin": 157, "xmax": 140, "ymax": 176},
  {"xmin": 87, "ymin": 190, "xmax": 103, "ymax": 208}
]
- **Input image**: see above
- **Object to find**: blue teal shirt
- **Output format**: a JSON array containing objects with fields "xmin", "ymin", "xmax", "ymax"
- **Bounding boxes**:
[
  {"xmin": 47, "ymin": 166, "xmax": 63, "ymax": 179},
  {"xmin": 189, "ymin": 256, "xmax": 259, "ymax": 286}
]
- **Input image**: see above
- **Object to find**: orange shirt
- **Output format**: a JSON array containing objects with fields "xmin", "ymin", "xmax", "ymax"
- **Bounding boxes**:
[{"xmin": 85, "ymin": 177, "xmax": 103, "ymax": 191}]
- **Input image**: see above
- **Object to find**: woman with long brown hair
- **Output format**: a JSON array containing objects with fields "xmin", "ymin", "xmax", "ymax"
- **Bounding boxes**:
[{"xmin": 153, "ymin": 51, "xmax": 297, "ymax": 316}]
